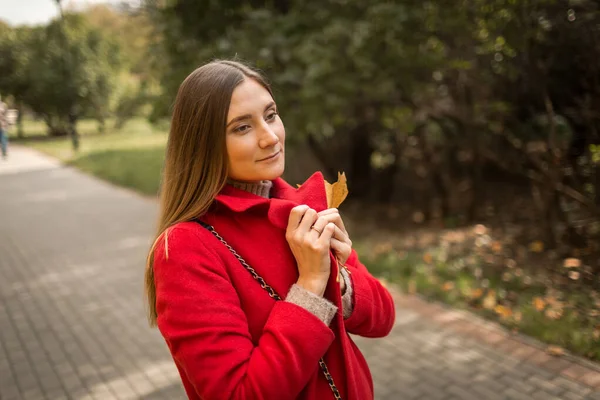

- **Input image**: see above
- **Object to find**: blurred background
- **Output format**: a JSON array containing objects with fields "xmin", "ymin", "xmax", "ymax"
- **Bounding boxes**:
[{"xmin": 1, "ymin": 0, "xmax": 600, "ymax": 399}]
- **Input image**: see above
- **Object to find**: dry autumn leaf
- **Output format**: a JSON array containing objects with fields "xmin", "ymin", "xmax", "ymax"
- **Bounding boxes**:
[
  {"xmin": 568, "ymin": 271, "xmax": 580, "ymax": 280},
  {"xmin": 545, "ymin": 308, "xmax": 563, "ymax": 320},
  {"xmin": 546, "ymin": 345, "xmax": 565, "ymax": 356},
  {"xmin": 297, "ymin": 172, "xmax": 349, "ymax": 208},
  {"xmin": 529, "ymin": 241, "xmax": 544, "ymax": 253},
  {"xmin": 423, "ymin": 253, "xmax": 433, "ymax": 264},
  {"xmin": 326, "ymin": 172, "xmax": 349, "ymax": 208},
  {"xmin": 470, "ymin": 288, "xmax": 484, "ymax": 299},
  {"xmin": 492, "ymin": 241, "xmax": 503, "ymax": 253},
  {"xmin": 494, "ymin": 305, "xmax": 513, "ymax": 319},
  {"xmin": 483, "ymin": 290, "xmax": 497, "ymax": 310},
  {"xmin": 563, "ymin": 258, "xmax": 582, "ymax": 268},
  {"xmin": 533, "ymin": 297, "xmax": 546, "ymax": 311},
  {"xmin": 442, "ymin": 281, "xmax": 455, "ymax": 291}
]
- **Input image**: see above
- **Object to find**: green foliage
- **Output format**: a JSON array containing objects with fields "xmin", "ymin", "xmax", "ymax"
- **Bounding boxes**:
[{"xmin": 147, "ymin": 0, "xmax": 600, "ymax": 254}]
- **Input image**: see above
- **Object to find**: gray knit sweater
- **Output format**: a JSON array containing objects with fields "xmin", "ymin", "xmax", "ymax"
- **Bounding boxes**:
[{"xmin": 227, "ymin": 179, "xmax": 354, "ymax": 325}]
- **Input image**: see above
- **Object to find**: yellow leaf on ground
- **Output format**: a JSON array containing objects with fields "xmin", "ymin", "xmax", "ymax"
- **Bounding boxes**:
[
  {"xmin": 533, "ymin": 297, "xmax": 546, "ymax": 311},
  {"xmin": 529, "ymin": 241, "xmax": 544, "ymax": 253},
  {"xmin": 545, "ymin": 308, "xmax": 563, "ymax": 320},
  {"xmin": 492, "ymin": 241, "xmax": 503, "ymax": 253},
  {"xmin": 546, "ymin": 345, "xmax": 565, "ymax": 356},
  {"xmin": 483, "ymin": 290, "xmax": 497, "ymax": 310},
  {"xmin": 494, "ymin": 305, "xmax": 513, "ymax": 319},
  {"xmin": 563, "ymin": 258, "xmax": 582, "ymax": 268}
]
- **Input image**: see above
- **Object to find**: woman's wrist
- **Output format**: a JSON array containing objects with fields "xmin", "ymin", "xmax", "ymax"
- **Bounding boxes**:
[{"xmin": 297, "ymin": 276, "xmax": 327, "ymax": 297}]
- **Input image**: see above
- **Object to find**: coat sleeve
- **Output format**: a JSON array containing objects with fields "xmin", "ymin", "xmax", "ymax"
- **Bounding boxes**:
[
  {"xmin": 154, "ymin": 225, "xmax": 335, "ymax": 400},
  {"xmin": 342, "ymin": 249, "xmax": 396, "ymax": 338}
]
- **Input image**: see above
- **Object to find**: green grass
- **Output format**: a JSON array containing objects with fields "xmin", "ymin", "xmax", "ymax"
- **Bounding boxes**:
[
  {"xmin": 355, "ymin": 239, "xmax": 600, "ymax": 361},
  {"xmin": 18, "ymin": 117, "xmax": 167, "ymax": 195}
]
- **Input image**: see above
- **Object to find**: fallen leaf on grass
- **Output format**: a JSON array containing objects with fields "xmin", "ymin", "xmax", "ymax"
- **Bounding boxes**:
[
  {"xmin": 529, "ymin": 241, "xmax": 544, "ymax": 253},
  {"xmin": 545, "ymin": 308, "xmax": 564, "ymax": 320},
  {"xmin": 563, "ymin": 258, "xmax": 582, "ymax": 268},
  {"xmin": 533, "ymin": 297, "xmax": 546, "ymax": 311},
  {"xmin": 494, "ymin": 305, "xmax": 513, "ymax": 319},
  {"xmin": 483, "ymin": 290, "xmax": 497, "ymax": 310}
]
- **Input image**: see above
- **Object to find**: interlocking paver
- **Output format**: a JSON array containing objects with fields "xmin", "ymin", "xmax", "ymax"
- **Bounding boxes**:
[{"xmin": 1, "ymin": 146, "xmax": 600, "ymax": 400}]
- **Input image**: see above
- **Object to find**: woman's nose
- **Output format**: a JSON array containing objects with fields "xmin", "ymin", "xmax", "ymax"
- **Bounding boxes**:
[{"xmin": 258, "ymin": 123, "xmax": 279, "ymax": 148}]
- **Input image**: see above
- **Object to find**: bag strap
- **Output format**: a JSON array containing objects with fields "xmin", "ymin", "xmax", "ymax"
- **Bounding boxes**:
[{"xmin": 196, "ymin": 220, "xmax": 342, "ymax": 400}]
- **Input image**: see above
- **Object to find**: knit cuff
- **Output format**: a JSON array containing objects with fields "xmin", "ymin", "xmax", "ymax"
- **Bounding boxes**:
[
  {"xmin": 285, "ymin": 284, "xmax": 338, "ymax": 326},
  {"xmin": 340, "ymin": 268, "xmax": 354, "ymax": 319}
]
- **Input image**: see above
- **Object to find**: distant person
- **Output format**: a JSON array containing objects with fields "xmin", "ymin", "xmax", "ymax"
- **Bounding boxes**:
[
  {"xmin": 144, "ymin": 60, "xmax": 396, "ymax": 400},
  {"xmin": 0, "ymin": 95, "xmax": 8, "ymax": 159}
]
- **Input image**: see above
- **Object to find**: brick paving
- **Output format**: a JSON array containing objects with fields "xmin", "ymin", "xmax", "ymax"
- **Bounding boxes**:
[{"xmin": 1, "ymin": 146, "xmax": 600, "ymax": 400}]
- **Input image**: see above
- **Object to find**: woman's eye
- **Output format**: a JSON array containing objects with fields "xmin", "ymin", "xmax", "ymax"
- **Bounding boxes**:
[
  {"xmin": 266, "ymin": 112, "xmax": 278, "ymax": 121},
  {"xmin": 234, "ymin": 125, "xmax": 251, "ymax": 133}
]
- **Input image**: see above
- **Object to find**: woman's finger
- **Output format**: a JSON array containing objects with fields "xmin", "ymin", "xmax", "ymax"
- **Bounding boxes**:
[
  {"xmin": 332, "ymin": 225, "xmax": 351, "ymax": 246},
  {"xmin": 316, "ymin": 212, "xmax": 348, "ymax": 236},
  {"xmin": 297, "ymin": 207, "xmax": 318, "ymax": 236},
  {"xmin": 318, "ymin": 223, "xmax": 336, "ymax": 245},
  {"xmin": 317, "ymin": 208, "xmax": 338, "ymax": 216},
  {"xmin": 287, "ymin": 205, "xmax": 310, "ymax": 232}
]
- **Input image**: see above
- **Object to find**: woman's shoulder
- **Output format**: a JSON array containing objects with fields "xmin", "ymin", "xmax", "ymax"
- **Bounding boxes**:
[{"xmin": 154, "ymin": 220, "xmax": 223, "ymax": 264}]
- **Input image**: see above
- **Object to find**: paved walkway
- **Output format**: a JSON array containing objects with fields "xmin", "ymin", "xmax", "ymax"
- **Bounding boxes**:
[{"xmin": 1, "ymin": 146, "xmax": 600, "ymax": 400}]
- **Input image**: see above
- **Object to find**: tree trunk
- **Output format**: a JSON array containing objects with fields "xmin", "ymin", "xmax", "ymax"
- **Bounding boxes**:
[
  {"xmin": 306, "ymin": 134, "xmax": 337, "ymax": 180},
  {"xmin": 349, "ymin": 125, "xmax": 373, "ymax": 200}
]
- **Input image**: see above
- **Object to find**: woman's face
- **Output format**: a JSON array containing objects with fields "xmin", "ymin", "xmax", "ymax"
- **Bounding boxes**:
[{"xmin": 225, "ymin": 78, "xmax": 285, "ymax": 183}]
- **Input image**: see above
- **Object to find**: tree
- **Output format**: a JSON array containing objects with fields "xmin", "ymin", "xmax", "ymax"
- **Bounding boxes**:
[{"xmin": 20, "ymin": 13, "xmax": 122, "ymax": 138}]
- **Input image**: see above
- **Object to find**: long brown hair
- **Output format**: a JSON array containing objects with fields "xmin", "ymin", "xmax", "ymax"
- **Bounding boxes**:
[{"xmin": 145, "ymin": 60, "xmax": 274, "ymax": 326}]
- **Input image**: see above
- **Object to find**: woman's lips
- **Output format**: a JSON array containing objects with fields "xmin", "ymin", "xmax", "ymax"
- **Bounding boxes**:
[{"xmin": 258, "ymin": 150, "xmax": 281, "ymax": 162}]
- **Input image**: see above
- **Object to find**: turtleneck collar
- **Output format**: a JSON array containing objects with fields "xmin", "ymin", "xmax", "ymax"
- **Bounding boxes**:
[{"xmin": 226, "ymin": 179, "xmax": 273, "ymax": 199}]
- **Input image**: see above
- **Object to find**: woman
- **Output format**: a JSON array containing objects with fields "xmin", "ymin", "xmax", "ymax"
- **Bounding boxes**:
[{"xmin": 145, "ymin": 60, "xmax": 396, "ymax": 400}]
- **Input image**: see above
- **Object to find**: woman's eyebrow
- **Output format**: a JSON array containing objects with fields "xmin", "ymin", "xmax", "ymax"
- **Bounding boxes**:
[{"xmin": 226, "ymin": 102, "xmax": 277, "ymax": 128}]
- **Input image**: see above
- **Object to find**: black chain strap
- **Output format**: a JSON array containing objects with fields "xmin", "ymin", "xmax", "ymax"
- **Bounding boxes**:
[{"xmin": 196, "ymin": 220, "xmax": 342, "ymax": 400}]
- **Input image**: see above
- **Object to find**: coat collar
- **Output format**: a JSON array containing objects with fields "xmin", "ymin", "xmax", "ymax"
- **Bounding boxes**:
[{"xmin": 213, "ymin": 171, "xmax": 329, "ymax": 229}]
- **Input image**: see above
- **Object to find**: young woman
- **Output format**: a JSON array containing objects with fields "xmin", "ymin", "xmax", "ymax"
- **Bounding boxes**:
[{"xmin": 145, "ymin": 60, "xmax": 396, "ymax": 400}]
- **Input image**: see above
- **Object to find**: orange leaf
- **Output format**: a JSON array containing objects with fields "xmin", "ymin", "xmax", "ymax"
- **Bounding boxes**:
[
  {"xmin": 529, "ymin": 241, "xmax": 544, "ymax": 253},
  {"xmin": 325, "ymin": 172, "xmax": 349, "ymax": 208},
  {"xmin": 442, "ymin": 281, "xmax": 455, "ymax": 291},
  {"xmin": 545, "ymin": 308, "xmax": 563, "ymax": 320},
  {"xmin": 492, "ymin": 241, "xmax": 503, "ymax": 253},
  {"xmin": 533, "ymin": 297, "xmax": 546, "ymax": 311},
  {"xmin": 563, "ymin": 258, "xmax": 582, "ymax": 268},
  {"xmin": 483, "ymin": 290, "xmax": 497, "ymax": 310},
  {"xmin": 423, "ymin": 253, "xmax": 433, "ymax": 264}
]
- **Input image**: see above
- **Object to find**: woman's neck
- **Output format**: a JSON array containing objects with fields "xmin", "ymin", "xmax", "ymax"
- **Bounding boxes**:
[{"xmin": 226, "ymin": 178, "xmax": 273, "ymax": 199}]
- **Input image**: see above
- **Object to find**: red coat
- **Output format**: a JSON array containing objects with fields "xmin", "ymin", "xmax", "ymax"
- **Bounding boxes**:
[{"xmin": 154, "ymin": 171, "xmax": 396, "ymax": 400}]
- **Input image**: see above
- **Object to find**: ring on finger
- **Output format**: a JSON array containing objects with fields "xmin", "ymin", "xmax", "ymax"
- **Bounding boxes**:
[{"xmin": 311, "ymin": 226, "xmax": 323, "ymax": 234}]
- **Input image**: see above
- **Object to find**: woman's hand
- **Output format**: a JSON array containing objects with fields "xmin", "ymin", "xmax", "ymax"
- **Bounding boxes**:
[
  {"xmin": 286, "ymin": 205, "xmax": 336, "ymax": 297},
  {"xmin": 317, "ymin": 208, "xmax": 352, "ymax": 294},
  {"xmin": 316, "ymin": 208, "xmax": 352, "ymax": 267}
]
